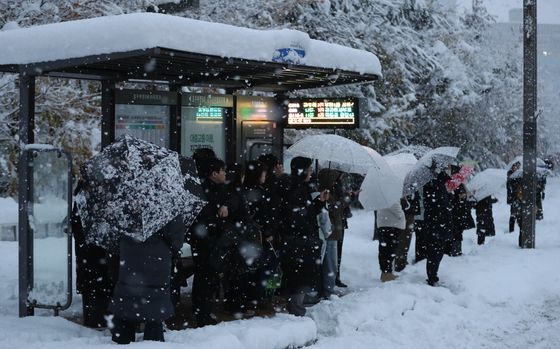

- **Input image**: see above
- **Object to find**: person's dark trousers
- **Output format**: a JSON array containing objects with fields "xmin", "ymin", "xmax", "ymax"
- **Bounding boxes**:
[
  {"xmin": 225, "ymin": 270, "xmax": 258, "ymax": 314},
  {"xmin": 144, "ymin": 321, "xmax": 164, "ymax": 342},
  {"xmin": 111, "ymin": 317, "xmax": 136, "ymax": 344},
  {"xmin": 447, "ymin": 229, "xmax": 463, "ymax": 257},
  {"xmin": 394, "ymin": 214, "xmax": 415, "ymax": 271},
  {"xmin": 425, "ymin": 239, "xmax": 445, "ymax": 285},
  {"xmin": 414, "ymin": 221, "xmax": 427, "ymax": 263},
  {"xmin": 372, "ymin": 211, "xmax": 379, "ymax": 241},
  {"xmin": 477, "ymin": 231, "xmax": 486, "ymax": 245},
  {"xmin": 509, "ymin": 205, "xmax": 516, "ymax": 233},
  {"xmin": 170, "ymin": 257, "xmax": 183, "ymax": 310},
  {"xmin": 82, "ymin": 290, "xmax": 111, "ymax": 328},
  {"xmin": 191, "ymin": 242, "xmax": 218, "ymax": 326},
  {"xmin": 378, "ymin": 227, "xmax": 399, "ymax": 273},
  {"xmin": 517, "ymin": 215, "xmax": 525, "ymax": 248},
  {"xmin": 336, "ymin": 231, "xmax": 345, "ymax": 283},
  {"xmin": 536, "ymin": 192, "xmax": 544, "ymax": 220}
]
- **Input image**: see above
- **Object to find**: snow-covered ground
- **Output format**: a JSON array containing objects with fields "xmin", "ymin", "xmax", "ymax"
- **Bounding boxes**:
[{"xmin": 1, "ymin": 178, "xmax": 559, "ymax": 348}]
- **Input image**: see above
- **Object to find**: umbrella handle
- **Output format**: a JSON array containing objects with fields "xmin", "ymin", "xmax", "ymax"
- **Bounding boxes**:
[
  {"xmin": 268, "ymin": 240, "xmax": 279, "ymax": 258},
  {"xmin": 404, "ymin": 198, "xmax": 411, "ymax": 211}
]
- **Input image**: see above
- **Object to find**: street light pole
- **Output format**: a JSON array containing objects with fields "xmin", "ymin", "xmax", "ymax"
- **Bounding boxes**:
[{"xmin": 520, "ymin": 0, "xmax": 537, "ymax": 248}]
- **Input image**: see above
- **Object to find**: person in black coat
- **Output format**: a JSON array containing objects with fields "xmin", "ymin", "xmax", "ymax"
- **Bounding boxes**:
[
  {"xmin": 188, "ymin": 158, "xmax": 229, "ymax": 327},
  {"xmin": 72, "ymin": 180, "xmax": 114, "ymax": 328},
  {"xmin": 507, "ymin": 162, "xmax": 522, "ymax": 233},
  {"xmin": 109, "ymin": 215, "xmax": 185, "ymax": 344},
  {"xmin": 282, "ymin": 156, "xmax": 328, "ymax": 316},
  {"xmin": 448, "ymin": 184, "xmax": 475, "ymax": 256},
  {"xmin": 258, "ymin": 154, "xmax": 290, "ymax": 249},
  {"xmin": 475, "ymin": 196, "xmax": 498, "ymax": 245},
  {"xmin": 245, "ymin": 160, "xmax": 275, "ymax": 242},
  {"xmin": 222, "ymin": 163, "xmax": 261, "ymax": 315},
  {"xmin": 423, "ymin": 169, "xmax": 454, "ymax": 286},
  {"xmin": 394, "ymin": 194, "xmax": 420, "ymax": 272}
]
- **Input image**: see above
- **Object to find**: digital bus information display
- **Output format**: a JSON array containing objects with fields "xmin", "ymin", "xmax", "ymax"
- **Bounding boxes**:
[{"xmin": 286, "ymin": 98, "xmax": 359, "ymax": 129}]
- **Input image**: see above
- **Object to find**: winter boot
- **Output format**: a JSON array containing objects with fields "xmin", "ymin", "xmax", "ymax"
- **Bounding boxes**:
[
  {"xmin": 335, "ymin": 279, "xmax": 348, "ymax": 288},
  {"xmin": 286, "ymin": 293, "xmax": 306, "ymax": 317},
  {"xmin": 426, "ymin": 276, "xmax": 440, "ymax": 287},
  {"xmin": 380, "ymin": 272, "xmax": 397, "ymax": 283},
  {"xmin": 477, "ymin": 234, "xmax": 485, "ymax": 245}
]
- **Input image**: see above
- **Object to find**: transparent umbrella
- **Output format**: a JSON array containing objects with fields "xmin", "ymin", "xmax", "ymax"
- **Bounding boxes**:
[{"xmin": 402, "ymin": 146, "xmax": 460, "ymax": 196}]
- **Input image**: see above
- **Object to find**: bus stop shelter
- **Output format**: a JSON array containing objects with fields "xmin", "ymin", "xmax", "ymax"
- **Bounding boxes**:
[{"xmin": 0, "ymin": 12, "xmax": 381, "ymax": 318}]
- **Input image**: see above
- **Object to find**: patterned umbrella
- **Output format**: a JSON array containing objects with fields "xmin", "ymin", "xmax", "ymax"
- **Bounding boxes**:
[{"xmin": 75, "ymin": 135, "xmax": 204, "ymax": 250}]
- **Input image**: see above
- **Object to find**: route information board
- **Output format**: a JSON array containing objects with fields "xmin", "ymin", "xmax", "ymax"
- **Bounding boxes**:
[{"xmin": 286, "ymin": 98, "xmax": 359, "ymax": 129}]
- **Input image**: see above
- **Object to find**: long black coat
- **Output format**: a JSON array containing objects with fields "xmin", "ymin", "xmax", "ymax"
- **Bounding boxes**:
[
  {"xmin": 222, "ymin": 184, "xmax": 263, "ymax": 273},
  {"xmin": 109, "ymin": 215, "xmax": 185, "ymax": 322},
  {"xmin": 263, "ymin": 173, "xmax": 290, "ymax": 239},
  {"xmin": 187, "ymin": 180, "xmax": 228, "ymax": 245},
  {"xmin": 475, "ymin": 196, "xmax": 497, "ymax": 236},
  {"xmin": 244, "ymin": 183, "xmax": 274, "ymax": 239},
  {"xmin": 72, "ymin": 204, "xmax": 113, "ymax": 298},
  {"xmin": 423, "ymin": 171, "xmax": 454, "ymax": 242},
  {"xmin": 281, "ymin": 176, "xmax": 324, "ymax": 293},
  {"xmin": 452, "ymin": 186, "xmax": 475, "ymax": 232}
]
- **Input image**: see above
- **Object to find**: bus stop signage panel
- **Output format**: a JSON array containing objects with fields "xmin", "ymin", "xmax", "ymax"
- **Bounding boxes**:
[
  {"xmin": 181, "ymin": 93, "xmax": 233, "ymax": 160},
  {"xmin": 115, "ymin": 90, "xmax": 176, "ymax": 148},
  {"xmin": 286, "ymin": 97, "xmax": 359, "ymax": 129}
]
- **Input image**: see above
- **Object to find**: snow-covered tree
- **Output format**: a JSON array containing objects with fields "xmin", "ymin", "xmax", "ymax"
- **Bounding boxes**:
[{"xmin": 0, "ymin": 0, "xmax": 546, "ymax": 196}]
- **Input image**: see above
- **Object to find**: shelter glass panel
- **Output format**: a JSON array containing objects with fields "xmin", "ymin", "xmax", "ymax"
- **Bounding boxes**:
[{"xmin": 29, "ymin": 150, "xmax": 70, "ymax": 307}]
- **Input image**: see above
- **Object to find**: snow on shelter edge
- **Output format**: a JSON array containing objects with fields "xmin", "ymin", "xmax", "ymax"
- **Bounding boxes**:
[{"xmin": 0, "ymin": 12, "xmax": 382, "ymax": 77}]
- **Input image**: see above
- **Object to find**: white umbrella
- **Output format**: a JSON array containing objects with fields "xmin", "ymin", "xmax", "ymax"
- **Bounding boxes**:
[
  {"xmin": 286, "ymin": 134, "xmax": 376, "ymax": 174},
  {"xmin": 359, "ymin": 163, "xmax": 402, "ymax": 210},
  {"xmin": 467, "ymin": 168, "xmax": 507, "ymax": 201}
]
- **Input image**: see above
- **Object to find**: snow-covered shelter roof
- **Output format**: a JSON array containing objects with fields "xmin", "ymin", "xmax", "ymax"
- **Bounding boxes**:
[{"xmin": 0, "ymin": 13, "xmax": 381, "ymax": 91}]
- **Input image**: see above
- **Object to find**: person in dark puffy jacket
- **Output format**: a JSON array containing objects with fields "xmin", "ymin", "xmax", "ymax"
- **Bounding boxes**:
[{"xmin": 109, "ymin": 215, "xmax": 185, "ymax": 344}]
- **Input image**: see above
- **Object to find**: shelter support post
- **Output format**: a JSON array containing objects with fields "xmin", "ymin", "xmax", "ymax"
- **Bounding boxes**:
[
  {"xmin": 225, "ymin": 90, "xmax": 237, "ymax": 165},
  {"xmin": 275, "ymin": 93, "xmax": 287, "ymax": 161},
  {"xmin": 18, "ymin": 72, "xmax": 35, "ymax": 317},
  {"xmin": 521, "ymin": 0, "xmax": 537, "ymax": 248},
  {"xmin": 101, "ymin": 80, "xmax": 116, "ymax": 149},
  {"xmin": 169, "ymin": 84, "xmax": 182, "ymax": 152}
]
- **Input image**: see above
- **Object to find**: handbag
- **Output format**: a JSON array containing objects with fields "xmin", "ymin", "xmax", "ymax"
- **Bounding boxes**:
[{"xmin": 261, "ymin": 241, "xmax": 282, "ymax": 297}]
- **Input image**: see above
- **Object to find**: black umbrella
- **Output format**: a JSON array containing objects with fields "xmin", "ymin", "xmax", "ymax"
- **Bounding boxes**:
[{"xmin": 75, "ymin": 135, "xmax": 203, "ymax": 250}]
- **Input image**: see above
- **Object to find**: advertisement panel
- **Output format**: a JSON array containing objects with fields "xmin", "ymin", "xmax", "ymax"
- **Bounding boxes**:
[
  {"xmin": 114, "ymin": 90, "xmax": 175, "ymax": 148},
  {"xmin": 181, "ymin": 94, "xmax": 233, "ymax": 160}
]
